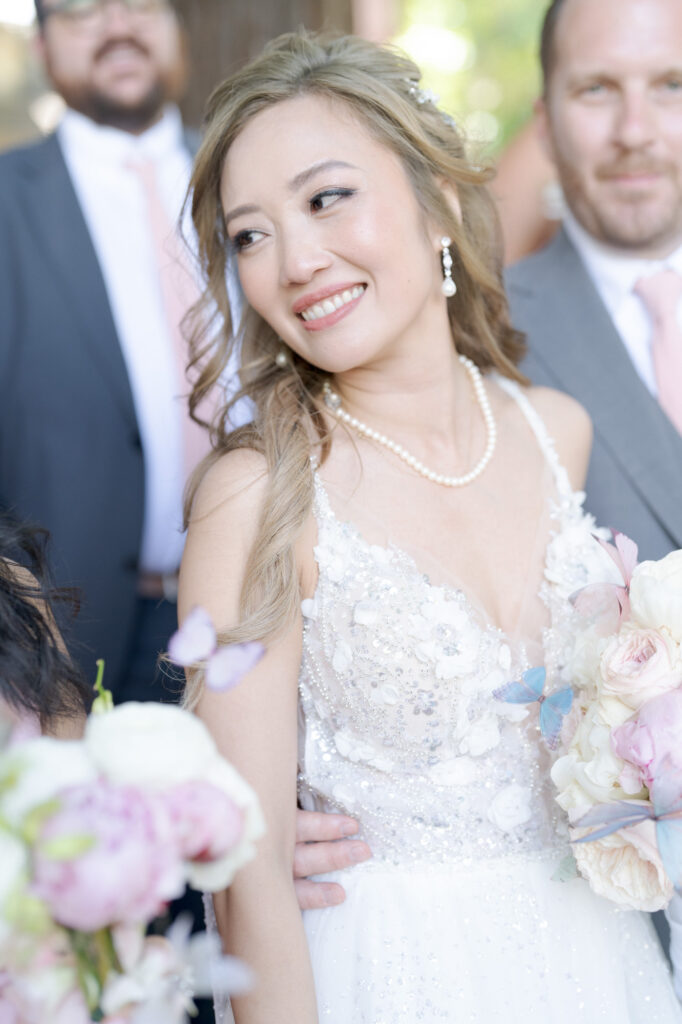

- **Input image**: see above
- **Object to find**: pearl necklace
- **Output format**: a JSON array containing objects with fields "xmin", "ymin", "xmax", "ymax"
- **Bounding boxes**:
[{"xmin": 322, "ymin": 355, "xmax": 497, "ymax": 487}]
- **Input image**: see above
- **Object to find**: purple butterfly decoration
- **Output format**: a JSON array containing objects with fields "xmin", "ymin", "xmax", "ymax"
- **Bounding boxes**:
[
  {"xmin": 572, "ymin": 758, "xmax": 682, "ymax": 891},
  {"xmin": 168, "ymin": 606, "xmax": 264, "ymax": 692},
  {"xmin": 493, "ymin": 666, "xmax": 573, "ymax": 750},
  {"xmin": 571, "ymin": 530, "xmax": 638, "ymax": 636}
]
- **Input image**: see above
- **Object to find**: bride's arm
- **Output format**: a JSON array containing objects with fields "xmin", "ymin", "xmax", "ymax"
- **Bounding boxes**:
[{"xmin": 179, "ymin": 449, "xmax": 319, "ymax": 1024}]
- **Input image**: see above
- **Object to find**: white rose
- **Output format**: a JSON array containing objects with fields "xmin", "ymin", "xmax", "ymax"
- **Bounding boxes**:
[
  {"xmin": 599, "ymin": 626, "xmax": 682, "ymax": 709},
  {"xmin": 569, "ymin": 626, "xmax": 607, "ymax": 698},
  {"xmin": 572, "ymin": 819, "xmax": 672, "ymax": 911},
  {"xmin": 186, "ymin": 755, "xmax": 265, "ymax": 891},
  {"xmin": 0, "ymin": 738, "xmax": 96, "ymax": 826},
  {"xmin": 596, "ymin": 695, "xmax": 635, "ymax": 729},
  {"xmin": 630, "ymin": 551, "xmax": 682, "ymax": 641},
  {"xmin": 552, "ymin": 702, "xmax": 628, "ymax": 817},
  {"xmin": 551, "ymin": 752, "xmax": 594, "ymax": 820},
  {"xmin": 487, "ymin": 783, "xmax": 532, "ymax": 832},
  {"xmin": 85, "ymin": 702, "xmax": 217, "ymax": 788}
]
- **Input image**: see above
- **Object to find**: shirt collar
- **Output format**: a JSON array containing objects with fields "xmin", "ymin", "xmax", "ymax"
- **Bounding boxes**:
[
  {"xmin": 57, "ymin": 104, "xmax": 185, "ymax": 167},
  {"xmin": 563, "ymin": 209, "xmax": 682, "ymax": 313}
]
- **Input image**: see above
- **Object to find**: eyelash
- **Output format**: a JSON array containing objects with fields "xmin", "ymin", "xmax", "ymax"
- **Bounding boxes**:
[
  {"xmin": 309, "ymin": 186, "xmax": 356, "ymax": 211},
  {"xmin": 230, "ymin": 187, "xmax": 356, "ymax": 253},
  {"xmin": 231, "ymin": 229, "xmax": 261, "ymax": 253}
]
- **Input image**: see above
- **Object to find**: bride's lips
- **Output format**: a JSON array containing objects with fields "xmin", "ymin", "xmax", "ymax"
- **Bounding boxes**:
[{"xmin": 293, "ymin": 282, "xmax": 367, "ymax": 332}]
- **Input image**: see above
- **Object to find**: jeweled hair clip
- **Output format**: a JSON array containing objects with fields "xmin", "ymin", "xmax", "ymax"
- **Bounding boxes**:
[
  {"xmin": 407, "ymin": 81, "xmax": 440, "ymax": 106},
  {"xmin": 406, "ymin": 79, "xmax": 457, "ymax": 129}
]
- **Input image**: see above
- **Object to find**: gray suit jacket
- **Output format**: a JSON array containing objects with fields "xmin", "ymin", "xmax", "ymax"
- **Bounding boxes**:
[
  {"xmin": 507, "ymin": 228, "xmax": 682, "ymax": 561},
  {"xmin": 0, "ymin": 130, "xmax": 193, "ymax": 688}
]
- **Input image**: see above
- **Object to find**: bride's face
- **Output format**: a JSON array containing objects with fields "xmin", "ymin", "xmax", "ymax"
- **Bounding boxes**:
[{"xmin": 220, "ymin": 93, "xmax": 446, "ymax": 375}]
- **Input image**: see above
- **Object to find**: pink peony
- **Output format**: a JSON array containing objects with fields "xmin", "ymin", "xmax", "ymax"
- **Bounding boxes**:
[
  {"xmin": 612, "ymin": 688, "xmax": 682, "ymax": 792},
  {"xmin": 599, "ymin": 627, "xmax": 682, "ymax": 709},
  {"xmin": 32, "ymin": 782, "xmax": 184, "ymax": 932},
  {"xmin": 163, "ymin": 780, "xmax": 244, "ymax": 863}
]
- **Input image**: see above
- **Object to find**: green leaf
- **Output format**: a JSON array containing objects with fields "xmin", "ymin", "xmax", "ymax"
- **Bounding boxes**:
[
  {"xmin": 41, "ymin": 833, "xmax": 96, "ymax": 860},
  {"xmin": 91, "ymin": 660, "xmax": 114, "ymax": 715},
  {"xmin": 551, "ymin": 853, "xmax": 579, "ymax": 883},
  {"xmin": 20, "ymin": 798, "xmax": 62, "ymax": 844}
]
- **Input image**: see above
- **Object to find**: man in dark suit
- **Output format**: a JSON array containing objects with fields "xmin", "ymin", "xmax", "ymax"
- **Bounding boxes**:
[{"xmin": 0, "ymin": 0, "xmax": 201, "ymax": 700}]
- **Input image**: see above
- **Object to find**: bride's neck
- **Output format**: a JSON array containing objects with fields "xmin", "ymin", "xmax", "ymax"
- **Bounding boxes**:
[{"xmin": 333, "ymin": 348, "xmax": 474, "ymax": 443}]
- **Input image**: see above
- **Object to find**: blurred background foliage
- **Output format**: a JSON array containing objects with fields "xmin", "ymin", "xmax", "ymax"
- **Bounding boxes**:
[
  {"xmin": 395, "ymin": 0, "xmax": 544, "ymax": 153},
  {"xmin": 0, "ymin": 0, "xmax": 546, "ymax": 152}
]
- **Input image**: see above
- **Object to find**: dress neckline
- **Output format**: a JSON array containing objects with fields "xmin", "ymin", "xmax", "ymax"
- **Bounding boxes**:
[{"xmin": 308, "ymin": 377, "xmax": 581, "ymax": 642}]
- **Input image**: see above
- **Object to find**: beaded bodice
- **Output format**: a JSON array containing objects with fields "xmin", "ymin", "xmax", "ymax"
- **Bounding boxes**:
[{"xmin": 298, "ymin": 379, "xmax": 607, "ymax": 866}]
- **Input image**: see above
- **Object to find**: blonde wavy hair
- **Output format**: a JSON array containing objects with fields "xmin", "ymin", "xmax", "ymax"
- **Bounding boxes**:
[{"xmin": 183, "ymin": 31, "xmax": 525, "ymax": 703}]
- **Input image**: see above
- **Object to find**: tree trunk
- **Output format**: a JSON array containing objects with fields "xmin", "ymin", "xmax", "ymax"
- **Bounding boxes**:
[{"xmin": 177, "ymin": 0, "xmax": 353, "ymax": 129}]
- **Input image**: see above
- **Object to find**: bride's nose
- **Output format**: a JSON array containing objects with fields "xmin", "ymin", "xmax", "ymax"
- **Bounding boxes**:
[{"xmin": 278, "ymin": 222, "xmax": 332, "ymax": 286}]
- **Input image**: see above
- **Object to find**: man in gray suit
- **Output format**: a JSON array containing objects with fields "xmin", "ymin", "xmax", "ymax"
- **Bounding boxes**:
[
  {"xmin": 509, "ymin": 0, "xmax": 682, "ymax": 563},
  {"xmin": 0, "ymin": 0, "xmax": 198, "ymax": 700}
]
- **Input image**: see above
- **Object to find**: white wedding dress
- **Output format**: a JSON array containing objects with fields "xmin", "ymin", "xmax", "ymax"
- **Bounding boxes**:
[{"xmin": 293, "ymin": 379, "xmax": 682, "ymax": 1023}]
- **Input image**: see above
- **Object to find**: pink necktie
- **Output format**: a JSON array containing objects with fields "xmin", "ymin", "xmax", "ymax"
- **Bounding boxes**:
[
  {"xmin": 634, "ymin": 269, "xmax": 682, "ymax": 435},
  {"xmin": 129, "ymin": 160, "xmax": 213, "ymax": 478}
]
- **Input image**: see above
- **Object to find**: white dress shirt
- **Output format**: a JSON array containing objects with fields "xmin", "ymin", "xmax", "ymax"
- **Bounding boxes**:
[
  {"xmin": 563, "ymin": 211, "xmax": 682, "ymax": 397},
  {"xmin": 58, "ymin": 106, "xmax": 193, "ymax": 574}
]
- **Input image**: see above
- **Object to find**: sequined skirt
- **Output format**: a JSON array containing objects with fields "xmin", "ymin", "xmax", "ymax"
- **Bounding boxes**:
[{"xmin": 303, "ymin": 853, "xmax": 681, "ymax": 1023}]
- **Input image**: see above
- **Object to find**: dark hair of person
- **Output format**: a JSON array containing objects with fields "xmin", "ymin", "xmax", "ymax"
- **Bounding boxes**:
[
  {"xmin": 540, "ymin": 0, "xmax": 569, "ymax": 92},
  {"xmin": 0, "ymin": 515, "xmax": 91, "ymax": 728}
]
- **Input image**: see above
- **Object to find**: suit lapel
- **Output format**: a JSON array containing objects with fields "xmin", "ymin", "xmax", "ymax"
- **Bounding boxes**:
[
  {"xmin": 19, "ymin": 135, "xmax": 137, "ymax": 427},
  {"xmin": 518, "ymin": 230, "xmax": 682, "ymax": 550}
]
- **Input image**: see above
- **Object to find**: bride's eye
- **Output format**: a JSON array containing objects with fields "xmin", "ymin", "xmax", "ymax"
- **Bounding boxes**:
[
  {"xmin": 309, "ymin": 187, "xmax": 356, "ymax": 213},
  {"xmin": 230, "ymin": 228, "xmax": 265, "ymax": 253}
]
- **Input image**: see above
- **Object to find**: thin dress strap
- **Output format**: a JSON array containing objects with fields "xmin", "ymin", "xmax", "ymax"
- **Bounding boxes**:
[{"xmin": 493, "ymin": 375, "xmax": 574, "ymax": 500}]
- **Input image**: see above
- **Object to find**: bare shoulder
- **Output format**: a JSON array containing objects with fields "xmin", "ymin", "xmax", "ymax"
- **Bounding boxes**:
[
  {"xmin": 189, "ymin": 447, "xmax": 269, "ymax": 525},
  {"xmin": 525, "ymin": 386, "xmax": 593, "ymax": 489},
  {"xmin": 180, "ymin": 449, "xmax": 271, "ymax": 623}
]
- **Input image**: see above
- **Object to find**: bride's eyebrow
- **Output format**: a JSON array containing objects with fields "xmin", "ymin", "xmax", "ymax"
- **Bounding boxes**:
[{"xmin": 287, "ymin": 159, "xmax": 359, "ymax": 192}]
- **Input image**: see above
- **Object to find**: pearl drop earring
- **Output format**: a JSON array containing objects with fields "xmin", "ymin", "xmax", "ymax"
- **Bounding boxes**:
[
  {"xmin": 440, "ymin": 236, "xmax": 456, "ymax": 297},
  {"xmin": 275, "ymin": 347, "xmax": 288, "ymax": 368}
]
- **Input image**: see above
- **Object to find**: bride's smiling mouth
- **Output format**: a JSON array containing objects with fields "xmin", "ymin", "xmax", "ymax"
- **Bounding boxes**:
[{"xmin": 294, "ymin": 283, "xmax": 367, "ymax": 330}]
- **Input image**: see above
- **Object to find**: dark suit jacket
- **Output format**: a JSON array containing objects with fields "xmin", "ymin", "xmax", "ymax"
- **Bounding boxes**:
[
  {"xmin": 507, "ymin": 228, "xmax": 682, "ymax": 562},
  {"xmin": 0, "ymin": 130, "xmax": 192, "ymax": 688}
]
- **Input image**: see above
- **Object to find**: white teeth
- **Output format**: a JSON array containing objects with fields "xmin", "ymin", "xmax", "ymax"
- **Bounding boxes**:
[{"xmin": 299, "ymin": 285, "xmax": 365, "ymax": 321}]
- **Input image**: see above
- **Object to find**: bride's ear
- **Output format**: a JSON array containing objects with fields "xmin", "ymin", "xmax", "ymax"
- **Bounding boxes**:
[
  {"xmin": 430, "ymin": 179, "xmax": 462, "ymax": 249},
  {"xmin": 440, "ymin": 180, "xmax": 462, "ymax": 224}
]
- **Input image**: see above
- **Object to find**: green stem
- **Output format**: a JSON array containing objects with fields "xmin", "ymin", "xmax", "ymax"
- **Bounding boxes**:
[
  {"xmin": 91, "ymin": 660, "xmax": 114, "ymax": 713},
  {"xmin": 66, "ymin": 926, "xmax": 122, "ymax": 1015}
]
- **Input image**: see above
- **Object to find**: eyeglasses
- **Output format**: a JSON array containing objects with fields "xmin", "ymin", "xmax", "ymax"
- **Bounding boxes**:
[{"xmin": 40, "ymin": 0, "xmax": 171, "ymax": 29}]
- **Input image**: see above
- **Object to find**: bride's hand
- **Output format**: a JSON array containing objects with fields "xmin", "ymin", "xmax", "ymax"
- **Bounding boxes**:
[{"xmin": 294, "ymin": 809, "xmax": 372, "ymax": 909}]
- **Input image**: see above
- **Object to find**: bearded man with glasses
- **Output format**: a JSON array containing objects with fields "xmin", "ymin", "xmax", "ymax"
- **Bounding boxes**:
[{"xmin": 0, "ymin": 0, "xmax": 212, "ymax": 706}]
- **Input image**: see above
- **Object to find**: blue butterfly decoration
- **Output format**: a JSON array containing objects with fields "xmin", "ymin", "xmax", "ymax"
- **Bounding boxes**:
[
  {"xmin": 492, "ymin": 666, "xmax": 573, "ymax": 750},
  {"xmin": 572, "ymin": 758, "xmax": 682, "ymax": 892}
]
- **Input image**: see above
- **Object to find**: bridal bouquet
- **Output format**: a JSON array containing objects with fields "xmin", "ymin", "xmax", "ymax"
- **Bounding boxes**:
[
  {"xmin": 0, "ymin": 612, "xmax": 265, "ymax": 1023},
  {"xmin": 551, "ymin": 534, "xmax": 682, "ymax": 911}
]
